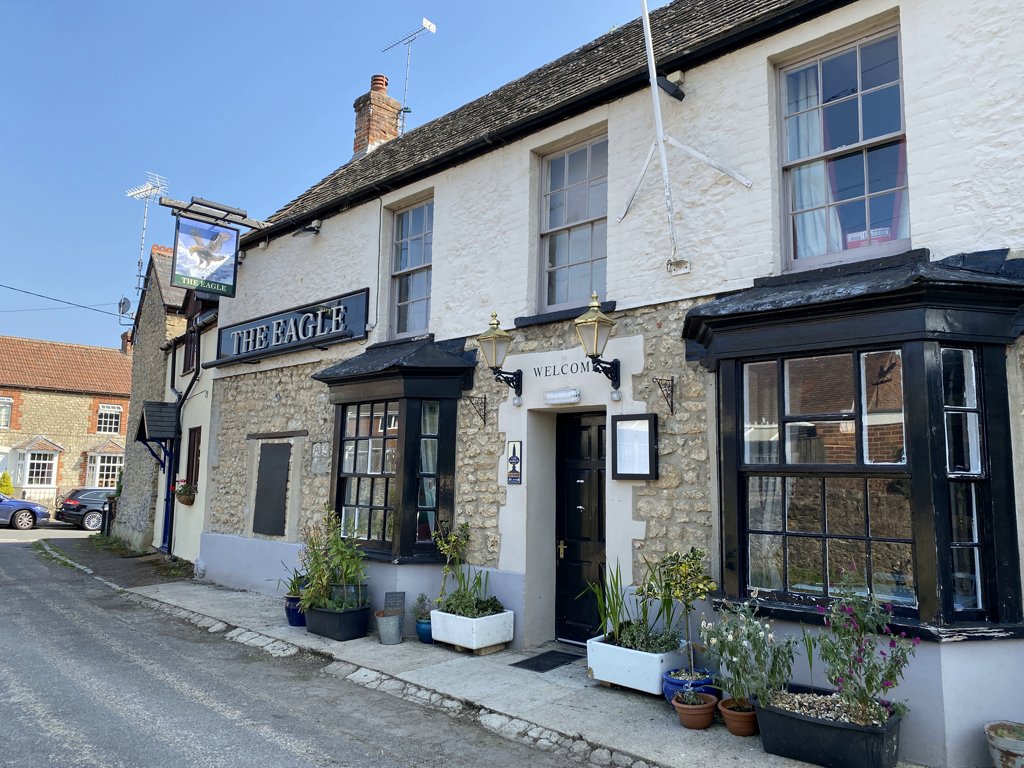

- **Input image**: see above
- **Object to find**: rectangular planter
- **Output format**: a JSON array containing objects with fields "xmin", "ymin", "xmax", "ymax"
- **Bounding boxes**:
[
  {"xmin": 755, "ymin": 701, "xmax": 901, "ymax": 768},
  {"xmin": 430, "ymin": 609, "xmax": 513, "ymax": 650},
  {"xmin": 305, "ymin": 605, "xmax": 370, "ymax": 642},
  {"xmin": 585, "ymin": 634, "xmax": 686, "ymax": 695}
]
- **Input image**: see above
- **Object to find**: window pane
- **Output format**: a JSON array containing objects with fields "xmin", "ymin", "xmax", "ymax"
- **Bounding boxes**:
[
  {"xmin": 793, "ymin": 209, "xmax": 828, "ymax": 260},
  {"xmin": 386, "ymin": 402, "xmax": 399, "ymax": 435},
  {"xmin": 822, "ymin": 49, "xmax": 857, "ymax": 103},
  {"xmin": 344, "ymin": 406, "xmax": 358, "ymax": 437},
  {"xmin": 591, "ymin": 220, "xmax": 607, "ymax": 261},
  {"xmin": 836, "ymin": 198, "xmax": 868, "ymax": 251},
  {"xmin": 548, "ymin": 191, "xmax": 565, "ymax": 228},
  {"xmin": 827, "ymin": 151, "xmax": 864, "ymax": 202},
  {"xmin": 748, "ymin": 476, "xmax": 783, "ymax": 530},
  {"xmin": 868, "ymin": 191, "xmax": 910, "ymax": 245},
  {"xmin": 749, "ymin": 534, "xmax": 784, "ymax": 590},
  {"xmin": 355, "ymin": 441, "xmax": 369, "ymax": 474},
  {"xmin": 420, "ymin": 438, "xmax": 438, "ymax": 474},
  {"xmin": 786, "ymin": 112, "xmax": 822, "ymax": 161},
  {"xmin": 568, "ymin": 263, "xmax": 591, "ymax": 305},
  {"xmin": 949, "ymin": 483, "xmax": 979, "ymax": 543},
  {"xmin": 588, "ymin": 180, "xmax": 608, "ymax": 218},
  {"xmin": 566, "ymin": 184, "xmax": 588, "ymax": 223},
  {"xmin": 417, "ymin": 510, "xmax": 436, "ymax": 542},
  {"xmin": 826, "ymin": 478, "xmax": 865, "ymax": 535},
  {"xmin": 567, "ymin": 148, "xmax": 588, "ymax": 185},
  {"xmin": 868, "ymin": 478, "xmax": 912, "ymax": 539},
  {"xmin": 407, "ymin": 237, "xmax": 423, "ymax": 269},
  {"xmin": 547, "ymin": 231, "xmax": 568, "ymax": 268},
  {"xmin": 548, "ymin": 155, "xmax": 565, "ymax": 192},
  {"xmin": 344, "ymin": 478, "xmax": 358, "ymax": 505},
  {"xmin": 408, "ymin": 205, "xmax": 424, "ymax": 237},
  {"xmin": 786, "ymin": 355, "xmax": 854, "ymax": 415},
  {"xmin": 407, "ymin": 300, "xmax": 428, "ymax": 334},
  {"xmin": 568, "ymin": 225, "xmax": 591, "ymax": 264},
  {"xmin": 743, "ymin": 361, "xmax": 779, "ymax": 464},
  {"xmin": 946, "ymin": 412, "xmax": 981, "ymax": 474},
  {"xmin": 384, "ymin": 439, "xmax": 398, "ymax": 474},
  {"xmin": 786, "ymin": 477, "xmax": 822, "ymax": 532},
  {"xmin": 862, "ymin": 85, "xmax": 901, "ymax": 140},
  {"xmin": 872, "ymin": 542, "xmax": 916, "ymax": 606},
  {"xmin": 861, "ymin": 35, "xmax": 899, "ymax": 90},
  {"xmin": 827, "ymin": 539, "xmax": 868, "ymax": 594},
  {"xmin": 419, "ymin": 477, "xmax": 437, "ymax": 508},
  {"xmin": 358, "ymin": 404, "xmax": 372, "ymax": 435},
  {"xmin": 786, "ymin": 64, "xmax": 819, "ymax": 114},
  {"xmin": 823, "ymin": 98, "xmax": 859, "ymax": 150},
  {"xmin": 787, "ymin": 421, "xmax": 856, "ymax": 464},
  {"xmin": 861, "ymin": 350, "xmax": 906, "ymax": 464},
  {"xmin": 372, "ymin": 478, "xmax": 386, "ymax": 508},
  {"xmin": 590, "ymin": 140, "xmax": 608, "ymax": 177},
  {"xmin": 867, "ymin": 141, "xmax": 906, "ymax": 193},
  {"xmin": 592, "ymin": 258, "xmax": 606, "ymax": 298},
  {"xmin": 395, "ymin": 211, "xmax": 408, "ymax": 241},
  {"xmin": 370, "ymin": 510, "xmax": 386, "ymax": 542},
  {"xmin": 371, "ymin": 403, "xmax": 386, "ymax": 436},
  {"xmin": 792, "ymin": 161, "xmax": 827, "ymax": 211},
  {"xmin": 941, "ymin": 349, "xmax": 977, "ymax": 408},
  {"xmin": 788, "ymin": 537, "xmax": 824, "ymax": 594},
  {"xmin": 952, "ymin": 547, "xmax": 983, "ymax": 610},
  {"xmin": 358, "ymin": 478, "xmax": 372, "ymax": 506},
  {"xmin": 548, "ymin": 265, "xmax": 567, "ymax": 306},
  {"xmin": 421, "ymin": 401, "xmax": 439, "ymax": 435}
]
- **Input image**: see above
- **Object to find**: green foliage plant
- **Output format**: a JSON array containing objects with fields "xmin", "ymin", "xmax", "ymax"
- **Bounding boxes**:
[
  {"xmin": 298, "ymin": 509, "xmax": 366, "ymax": 612},
  {"xmin": 699, "ymin": 596, "xmax": 798, "ymax": 709},
  {"xmin": 277, "ymin": 563, "xmax": 305, "ymax": 597},
  {"xmin": 433, "ymin": 522, "xmax": 469, "ymax": 604},
  {"xmin": 580, "ymin": 560, "xmax": 631, "ymax": 644},
  {"xmin": 412, "ymin": 593, "xmax": 433, "ymax": 622},
  {"xmin": 816, "ymin": 593, "xmax": 918, "ymax": 726},
  {"xmin": 432, "ymin": 522, "xmax": 503, "ymax": 618},
  {"xmin": 0, "ymin": 471, "xmax": 13, "ymax": 496}
]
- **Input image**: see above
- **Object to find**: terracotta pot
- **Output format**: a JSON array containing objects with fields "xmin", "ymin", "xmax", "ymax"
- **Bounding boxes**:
[
  {"xmin": 719, "ymin": 698, "xmax": 759, "ymax": 737},
  {"xmin": 672, "ymin": 692, "xmax": 718, "ymax": 730}
]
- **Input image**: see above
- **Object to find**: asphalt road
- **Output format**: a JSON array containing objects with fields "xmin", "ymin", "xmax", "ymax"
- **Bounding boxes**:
[
  {"xmin": 0, "ymin": 541, "xmax": 566, "ymax": 768},
  {"xmin": 0, "ymin": 522, "xmax": 92, "ymax": 544}
]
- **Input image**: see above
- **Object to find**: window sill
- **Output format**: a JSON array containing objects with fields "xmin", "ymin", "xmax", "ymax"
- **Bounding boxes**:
[
  {"xmin": 361, "ymin": 548, "xmax": 445, "ymax": 565},
  {"xmin": 785, "ymin": 240, "xmax": 913, "ymax": 274},
  {"xmin": 515, "ymin": 300, "xmax": 616, "ymax": 329}
]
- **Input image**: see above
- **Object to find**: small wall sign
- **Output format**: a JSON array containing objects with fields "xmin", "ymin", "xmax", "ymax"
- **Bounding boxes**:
[
  {"xmin": 611, "ymin": 414, "xmax": 658, "ymax": 480},
  {"xmin": 506, "ymin": 441, "xmax": 522, "ymax": 485}
]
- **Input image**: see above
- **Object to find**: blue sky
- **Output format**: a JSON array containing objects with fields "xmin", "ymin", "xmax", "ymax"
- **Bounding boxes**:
[{"xmin": 0, "ymin": 0, "xmax": 668, "ymax": 348}]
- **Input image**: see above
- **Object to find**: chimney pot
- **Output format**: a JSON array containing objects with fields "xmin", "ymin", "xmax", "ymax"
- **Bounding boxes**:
[{"xmin": 370, "ymin": 74, "xmax": 389, "ymax": 94}]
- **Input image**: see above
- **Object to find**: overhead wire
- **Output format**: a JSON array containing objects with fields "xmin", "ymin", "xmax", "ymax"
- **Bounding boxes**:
[{"xmin": 0, "ymin": 283, "xmax": 125, "ymax": 318}]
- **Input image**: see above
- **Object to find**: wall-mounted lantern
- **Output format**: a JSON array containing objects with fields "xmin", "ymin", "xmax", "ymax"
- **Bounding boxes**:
[
  {"xmin": 573, "ymin": 292, "xmax": 620, "ymax": 392},
  {"xmin": 476, "ymin": 312, "xmax": 523, "ymax": 399}
]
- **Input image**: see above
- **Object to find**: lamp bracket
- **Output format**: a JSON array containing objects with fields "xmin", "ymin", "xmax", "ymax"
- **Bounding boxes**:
[
  {"xmin": 652, "ymin": 376, "xmax": 675, "ymax": 415},
  {"xmin": 465, "ymin": 395, "xmax": 487, "ymax": 425},
  {"xmin": 589, "ymin": 356, "xmax": 620, "ymax": 392},
  {"xmin": 491, "ymin": 367, "xmax": 523, "ymax": 398}
]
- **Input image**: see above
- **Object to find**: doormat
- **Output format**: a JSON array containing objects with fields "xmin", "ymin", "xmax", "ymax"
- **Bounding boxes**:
[{"xmin": 509, "ymin": 650, "xmax": 582, "ymax": 673}]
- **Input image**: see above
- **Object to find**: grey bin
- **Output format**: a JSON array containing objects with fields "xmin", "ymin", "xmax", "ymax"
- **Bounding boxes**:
[{"xmin": 376, "ymin": 610, "xmax": 404, "ymax": 645}]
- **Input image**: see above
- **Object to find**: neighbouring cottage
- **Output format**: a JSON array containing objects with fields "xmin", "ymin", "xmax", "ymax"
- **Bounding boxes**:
[
  {"xmin": 0, "ymin": 334, "xmax": 131, "ymax": 509},
  {"xmin": 194, "ymin": 2, "xmax": 1023, "ymax": 765}
]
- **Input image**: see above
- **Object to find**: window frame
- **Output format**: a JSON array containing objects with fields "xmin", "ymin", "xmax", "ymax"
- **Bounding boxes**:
[
  {"xmin": 391, "ymin": 199, "xmax": 434, "ymax": 338},
  {"xmin": 539, "ymin": 135, "xmax": 609, "ymax": 312},
  {"xmin": 87, "ymin": 453, "xmax": 123, "ymax": 489},
  {"xmin": 96, "ymin": 404, "xmax": 123, "ymax": 434},
  {"xmin": 18, "ymin": 451, "xmax": 57, "ymax": 487},
  {"xmin": 0, "ymin": 397, "xmax": 12, "ymax": 429},
  {"xmin": 780, "ymin": 27, "xmax": 910, "ymax": 272}
]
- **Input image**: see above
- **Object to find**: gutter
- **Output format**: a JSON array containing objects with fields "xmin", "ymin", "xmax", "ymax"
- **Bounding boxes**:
[{"xmin": 241, "ymin": 0, "xmax": 856, "ymax": 249}]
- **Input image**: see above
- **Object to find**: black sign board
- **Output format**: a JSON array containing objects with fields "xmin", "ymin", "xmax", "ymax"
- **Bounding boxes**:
[
  {"xmin": 214, "ymin": 289, "xmax": 369, "ymax": 366},
  {"xmin": 383, "ymin": 592, "xmax": 406, "ymax": 613}
]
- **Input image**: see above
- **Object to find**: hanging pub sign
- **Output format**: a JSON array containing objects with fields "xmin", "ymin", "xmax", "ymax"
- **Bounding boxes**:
[
  {"xmin": 171, "ymin": 215, "xmax": 240, "ymax": 297},
  {"xmin": 214, "ymin": 289, "xmax": 369, "ymax": 366}
]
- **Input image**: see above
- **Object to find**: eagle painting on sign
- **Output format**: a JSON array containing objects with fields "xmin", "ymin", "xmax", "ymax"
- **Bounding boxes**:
[{"xmin": 171, "ymin": 215, "xmax": 239, "ymax": 297}]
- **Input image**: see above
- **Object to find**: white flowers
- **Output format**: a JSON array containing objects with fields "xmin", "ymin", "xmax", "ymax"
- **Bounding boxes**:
[
  {"xmin": 709, "ymin": 637, "xmax": 717, "ymax": 646},
  {"xmin": 768, "ymin": 633, "xmax": 775, "ymax": 642}
]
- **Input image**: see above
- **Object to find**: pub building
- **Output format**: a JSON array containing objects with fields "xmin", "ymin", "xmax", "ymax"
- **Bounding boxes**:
[{"xmin": 195, "ymin": 2, "xmax": 1024, "ymax": 765}]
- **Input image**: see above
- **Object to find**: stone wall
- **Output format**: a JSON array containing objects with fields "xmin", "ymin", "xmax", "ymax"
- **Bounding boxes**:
[{"xmin": 115, "ymin": 283, "xmax": 185, "ymax": 550}]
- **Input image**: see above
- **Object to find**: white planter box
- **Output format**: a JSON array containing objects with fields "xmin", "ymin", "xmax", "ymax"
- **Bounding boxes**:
[
  {"xmin": 586, "ymin": 634, "xmax": 686, "ymax": 695},
  {"xmin": 430, "ymin": 609, "xmax": 514, "ymax": 649}
]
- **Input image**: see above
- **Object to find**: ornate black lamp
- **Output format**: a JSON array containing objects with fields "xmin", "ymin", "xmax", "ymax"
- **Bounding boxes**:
[
  {"xmin": 476, "ymin": 312, "xmax": 523, "ymax": 398},
  {"xmin": 573, "ymin": 292, "xmax": 620, "ymax": 391}
]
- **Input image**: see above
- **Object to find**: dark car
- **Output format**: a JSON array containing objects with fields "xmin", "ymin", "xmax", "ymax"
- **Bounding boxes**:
[
  {"xmin": 55, "ymin": 488, "xmax": 111, "ymax": 531},
  {"xmin": 0, "ymin": 493, "xmax": 51, "ymax": 530}
]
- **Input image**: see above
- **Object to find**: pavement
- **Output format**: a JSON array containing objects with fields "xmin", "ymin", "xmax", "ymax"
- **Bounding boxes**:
[{"xmin": 40, "ymin": 536, "xmax": 826, "ymax": 768}]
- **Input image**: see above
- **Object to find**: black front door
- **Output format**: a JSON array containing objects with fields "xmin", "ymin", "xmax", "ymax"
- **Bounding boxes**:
[{"xmin": 555, "ymin": 412, "xmax": 606, "ymax": 644}]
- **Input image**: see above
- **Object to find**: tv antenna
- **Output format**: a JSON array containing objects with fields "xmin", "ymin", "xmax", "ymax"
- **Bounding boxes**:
[
  {"xmin": 382, "ymin": 17, "xmax": 436, "ymax": 134},
  {"xmin": 125, "ymin": 172, "xmax": 169, "ymax": 306}
]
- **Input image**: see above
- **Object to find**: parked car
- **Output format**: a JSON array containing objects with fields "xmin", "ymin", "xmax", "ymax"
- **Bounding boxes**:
[
  {"xmin": 0, "ymin": 494, "xmax": 51, "ymax": 530},
  {"xmin": 55, "ymin": 488, "xmax": 110, "ymax": 531}
]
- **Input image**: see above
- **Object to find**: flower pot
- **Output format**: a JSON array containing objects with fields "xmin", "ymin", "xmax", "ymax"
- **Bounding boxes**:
[
  {"xmin": 985, "ymin": 721, "xmax": 1024, "ymax": 768},
  {"xmin": 376, "ymin": 610, "xmax": 403, "ymax": 645},
  {"xmin": 662, "ymin": 667, "xmax": 716, "ymax": 703},
  {"xmin": 415, "ymin": 619, "xmax": 433, "ymax": 644},
  {"xmin": 330, "ymin": 582, "xmax": 369, "ymax": 609},
  {"xmin": 305, "ymin": 605, "xmax": 370, "ymax": 642},
  {"xmin": 672, "ymin": 692, "xmax": 718, "ymax": 730},
  {"xmin": 429, "ymin": 609, "xmax": 513, "ymax": 650},
  {"xmin": 284, "ymin": 595, "xmax": 305, "ymax": 627},
  {"xmin": 719, "ymin": 698, "xmax": 759, "ymax": 737},
  {"xmin": 176, "ymin": 492, "xmax": 195, "ymax": 506},
  {"xmin": 585, "ymin": 635, "xmax": 686, "ymax": 695},
  {"xmin": 754, "ymin": 699, "xmax": 900, "ymax": 768}
]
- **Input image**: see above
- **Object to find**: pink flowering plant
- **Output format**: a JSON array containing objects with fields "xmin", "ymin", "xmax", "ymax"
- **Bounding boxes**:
[
  {"xmin": 816, "ymin": 593, "xmax": 919, "ymax": 726},
  {"xmin": 173, "ymin": 478, "xmax": 196, "ymax": 497}
]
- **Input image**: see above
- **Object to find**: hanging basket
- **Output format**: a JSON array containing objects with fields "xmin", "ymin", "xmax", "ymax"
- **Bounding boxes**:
[{"xmin": 176, "ymin": 491, "xmax": 195, "ymax": 506}]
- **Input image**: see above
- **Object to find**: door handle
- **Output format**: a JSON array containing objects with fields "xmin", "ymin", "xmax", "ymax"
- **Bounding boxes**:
[
  {"xmin": 576, "ymin": 479, "xmax": 585, "ymax": 484},
  {"xmin": 558, "ymin": 540, "xmax": 567, "ymax": 559},
  {"xmin": 576, "ymin": 505, "xmax": 585, "ymax": 511}
]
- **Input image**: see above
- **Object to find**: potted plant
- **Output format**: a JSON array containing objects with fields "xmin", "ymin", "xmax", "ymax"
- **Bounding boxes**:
[
  {"xmin": 429, "ymin": 523, "xmax": 513, "ymax": 651},
  {"xmin": 671, "ymin": 688, "xmax": 718, "ymax": 730},
  {"xmin": 173, "ymin": 478, "xmax": 196, "ymax": 506},
  {"xmin": 298, "ymin": 511, "xmax": 370, "ymax": 642},
  {"xmin": 754, "ymin": 593, "xmax": 918, "ymax": 768},
  {"xmin": 583, "ymin": 554, "xmax": 689, "ymax": 695},
  {"xmin": 412, "ymin": 593, "xmax": 434, "ymax": 644},
  {"xmin": 700, "ymin": 597, "xmax": 798, "ymax": 736},
  {"xmin": 278, "ymin": 564, "xmax": 306, "ymax": 627},
  {"xmin": 659, "ymin": 548, "xmax": 717, "ymax": 702}
]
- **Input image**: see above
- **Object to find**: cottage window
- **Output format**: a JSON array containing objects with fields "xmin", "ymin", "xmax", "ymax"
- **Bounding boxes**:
[
  {"xmin": 87, "ymin": 453, "xmax": 123, "ymax": 488},
  {"xmin": 0, "ymin": 397, "xmax": 11, "ymax": 429},
  {"xmin": 97, "ymin": 404, "xmax": 122, "ymax": 434},
  {"xmin": 782, "ymin": 30, "xmax": 909, "ymax": 268},
  {"xmin": 541, "ymin": 136, "xmax": 608, "ymax": 310},
  {"xmin": 17, "ymin": 451, "xmax": 57, "ymax": 486},
  {"xmin": 392, "ymin": 200, "xmax": 433, "ymax": 336}
]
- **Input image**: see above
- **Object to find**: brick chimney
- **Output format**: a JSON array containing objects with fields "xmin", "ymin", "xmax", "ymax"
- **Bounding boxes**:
[
  {"xmin": 120, "ymin": 330, "xmax": 133, "ymax": 357},
  {"xmin": 352, "ymin": 74, "xmax": 401, "ymax": 160}
]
